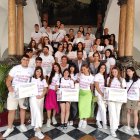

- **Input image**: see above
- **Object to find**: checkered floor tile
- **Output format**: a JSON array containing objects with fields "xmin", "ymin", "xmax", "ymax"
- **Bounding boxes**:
[{"xmin": 0, "ymin": 123, "xmax": 140, "ymax": 140}]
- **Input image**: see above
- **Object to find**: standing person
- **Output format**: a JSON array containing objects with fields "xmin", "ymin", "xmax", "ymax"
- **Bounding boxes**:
[
  {"xmin": 94, "ymin": 64, "xmax": 108, "ymax": 129},
  {"xmin": 30, "ymin": 66, "xmax": 48, "ymax": 139},
  {"xmin": 107, "ymin": 67, "xmax": 126, "ymax": 137},
  {"xmin": 78, "ymin": 64, "xmax": 94, "ymax": 129},
  {"xmin": 45, "ymin": 63, "xmax": 62, "ymax": 127},
  {"xmin": 60, "ymin": 56, "xmax": 69, "ymax": 73},
  {"xmin": 59, "ymin": 69, "xmax": 74, "ymax": 129},
  {"xmin": 69, "ymin": 28, "xmax": 75, "ymax": 42},
  {"xmin": 72, "ymin": 51, "xmax": 87, "ymax": 73},
  {"xmin": 55, "ymin": 44, "xmax": 64, "ymax": 64},
  {"xmin": 90, "ymin": 52, "xmax": 101, "ymax": 75},
  {"xmin": 39, "ymin": 46, "xmax": 55, "ymax": 77},
  {"xmin": 40, "ymin": 20, "xmax": 48, "ymax": 33},
  {"xmin": 68, "ymin": 64, "xmax": 78, "ymax": 126},
  {"xmin": 2, "ymin": 55, "xmax": 33, "ymax": 138},
  {"xmin": 124, "ymin": 67, "xmax": 140, "ymax": 135}
]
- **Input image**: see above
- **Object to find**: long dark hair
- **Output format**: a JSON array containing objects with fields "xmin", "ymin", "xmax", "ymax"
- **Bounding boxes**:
[
  {"xmin": 28, "ymin": 39, "xmax": 37, "ymax": 49},
  {"xmin": 105, "ymin": 49, "xmax": 113, "ymax": 59},
  {"xmin": 69, "ymin": 63, "xmax": 78, "ymax": 75},
  {"xmin": 97, "ymin": 63, "xmax": 107, "ymax": 86},
  {"xmin": 48, "ymin": 63, "xmax": 62, "ymax": 85},
  {"xmin": 108, "ymin": 66, "xmax": 123, "ymax": 88},
  {"xmin": 62, "ymin": 68, "xmax": 70, "ymax": 78},
  {"xmin": 33, "ymin": 66, "xmax": 44, "ymax": 81},
  {"xmin": 126, "ymin": 67, "xmax": 139, "ymax": 82}
]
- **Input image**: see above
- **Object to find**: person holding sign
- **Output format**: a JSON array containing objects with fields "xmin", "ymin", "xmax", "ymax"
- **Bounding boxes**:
[
  {"xmin": 29, "ymin": 66, "xmax": 48, "ymax": 139},
  {"xmin": 94, "ymin": 64, "xmax": 108, "ymax": 130},
  {"xmin": 45, "ymin": 63, "xmax": 62, "ymax": 127},
  {"xmin": 59, "ymin": 69, "xmax": 74, "ymax": 129},
  {"xmin": 124, "ymin": 67, "xmax": 140, "ymax": 135},
  {"xmin": 3, "ymin": 55, "xmax": 33, "ymax": 138},
  {"xmin": 78, "ymin": 64, "xmax": 94, "ymax": 129},
  {"xmin": 107, "ymin": 67, "xmax": 126, "ymax": 137}
]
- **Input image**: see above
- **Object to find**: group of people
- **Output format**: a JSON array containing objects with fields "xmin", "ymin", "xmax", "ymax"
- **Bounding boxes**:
[{"xmin": 2, "ymin": 20, "xmax": 140, "ymax": 139}]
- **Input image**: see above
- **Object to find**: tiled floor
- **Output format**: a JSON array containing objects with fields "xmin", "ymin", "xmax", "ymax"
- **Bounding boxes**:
[{"xmin": 0, "ymin": 123, "xmax": 140, "ymax": 140}]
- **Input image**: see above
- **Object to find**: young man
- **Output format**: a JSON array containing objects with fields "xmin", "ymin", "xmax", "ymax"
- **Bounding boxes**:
[{"xmin": 3, "ymin": 55, "xmax": 33, "ymax": 138}]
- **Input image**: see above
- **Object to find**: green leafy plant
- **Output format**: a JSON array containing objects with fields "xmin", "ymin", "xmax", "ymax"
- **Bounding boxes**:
[{"xmin": 0, "ymin": 64, "xmax": 12, "ymax": 113}]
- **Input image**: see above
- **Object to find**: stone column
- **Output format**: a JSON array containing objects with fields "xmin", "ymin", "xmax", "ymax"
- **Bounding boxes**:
[
  {"xmin": 118, "ymin": 0, "xmax": 127, "ymax": 58},
  {"xmin": 124, "ymin": 0, "xmax": 135, "ymax": 59},
  {"xmin": 8, "ymin": 0, "xmax": 16, "ymax": 56},
  {"xmin": 16, "ymin": 0, "xmax": 27, "ymax": 56}
]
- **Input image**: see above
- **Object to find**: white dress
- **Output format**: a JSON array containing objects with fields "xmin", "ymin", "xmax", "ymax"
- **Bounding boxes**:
[{"xmin": 30, "ymin": 78, "xmax": 48, "ymax": 128}]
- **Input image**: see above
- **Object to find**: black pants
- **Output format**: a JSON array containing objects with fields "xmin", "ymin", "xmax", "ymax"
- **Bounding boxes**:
[{"xmin": 69, "ymin": 102, "xmax": 78, "ymax": 121}]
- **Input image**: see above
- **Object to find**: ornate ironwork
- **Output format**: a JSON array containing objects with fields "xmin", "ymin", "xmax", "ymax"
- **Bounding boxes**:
[
  {"xmin": 16, "ymin": 0, "xmax": 27, "ymax": 6},
  {"xmin": 117, "ymin": 0, "xmax": 128, "ymax": 6}
]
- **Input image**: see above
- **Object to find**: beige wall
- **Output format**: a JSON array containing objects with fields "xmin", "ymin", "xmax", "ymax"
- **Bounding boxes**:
[
  {"xmin": 0, "ymin": 0, "xmax": 40, "ymax": 58},
  {"xmin": 104, "ymin": 0, "xmax": 140, "ymax": 62}
]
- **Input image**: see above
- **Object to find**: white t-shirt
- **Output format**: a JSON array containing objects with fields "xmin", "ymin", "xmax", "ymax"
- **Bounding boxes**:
[
  {"xmin": 55, "ymin": 51, "xmax": 64, "ymax": 64},
  {"xmin": 28, "ymin": 57, "xmax": 36, "ymax": 69},
  {"xmin": 42, "ymin": 32, "xmax": 53, "ymax": 42},
  {"xmin": 126, "ymin": 79, "xmax": 140, "ymax": 101},
  {"xmin": 106, "ymin": 57, "xmax": 116, "ymax": 74},
  {"xmin": 104, "ymin": 45, "xmax": 114, "ymax": 52},
  {"xmin": 67, "ymin": 51, "xmax": 77, "ymax": 60},
  {"xmin": 73, "ymin": 37, "xmax": 85, "ymax": 45},
  {"xmin": 70, "ymin": 73, "xmax": 78, "ymax": 81},
  {"xmin": 49, "ymin": 73, "xmax": 61, "ymax": 90},
  {"xmin": 59, "ymin": 77, "xmax": 74, "ymax": 88},
  {"xmin": 45, "ymin": 44, "xmax": 54, "ymax": 55},
  {"xmin": 40, "ymin": 27, "xmax": 47, "ymax": 34},
  {"xmin": 107, "ymin": 77, "xmax": 126, "ymax": 88},
  {"xmin": 31, "ymin": 78, "xmax": 48, "ymax": 95},
  {"xmin": 52, "ymin": 32, "xmax": 64, "ymax": 42},
  {"xmin": 79, "ymin": 73, "xmax": 94, "ymax": 90},
  {"xmin": 59, "ymin": 29, "xmax": 66, "ymax": 36},
  {"xmin": 9, "ymin": 65, "xmax": 33, "ymax": 86},
  {"xmin": 94, "ymin": 73, "xmax": 105, "ymax": 96},
  {"xmin": 84, "ymin": 39, "xmax": 93, "ymax": 53},
  {"xmin": 40, "ymin": 53, "xmax": 55, "ymax": 76},
  {"xmin": 31, "ymin": 31, "xmax": 42, "ymax": 43},
  {"xmin": 97, "ymin": 45, "xmax": 104, "ymax": 52}
]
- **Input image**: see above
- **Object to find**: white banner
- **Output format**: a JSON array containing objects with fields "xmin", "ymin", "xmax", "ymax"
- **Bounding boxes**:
[
  {"xmin": 57, "ymin": 88, "xmax": 79, "ymax": 102},
  {"xmin": 14, "ymin": 83, "xmax": 38, "ymax": 99},
  {"xmin": 104, "ymin": 87, "xmax": 127, "ymax": 103}
]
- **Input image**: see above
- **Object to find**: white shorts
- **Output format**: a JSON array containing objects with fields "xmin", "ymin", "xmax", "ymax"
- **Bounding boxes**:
[{"xmin": 7, "ymin": 94, "xmax": 27, "ymax": 110}]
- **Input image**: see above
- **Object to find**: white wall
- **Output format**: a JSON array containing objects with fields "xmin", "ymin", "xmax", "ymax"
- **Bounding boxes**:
[
  {"xmin": 104, "ymin": 0, "xmax": 140, "ymax": 61},
  {"xmin": 0, "ymin": 0, "xmax": 40, "ymax": 58}
]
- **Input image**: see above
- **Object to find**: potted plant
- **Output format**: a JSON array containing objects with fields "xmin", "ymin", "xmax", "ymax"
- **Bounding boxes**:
[{"xmin": 0, "ymin": 63, "xmax": 12, "ymax": 127}]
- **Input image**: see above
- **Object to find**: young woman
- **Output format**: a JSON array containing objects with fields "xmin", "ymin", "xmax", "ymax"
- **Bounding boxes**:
[
  {"xmin": 68, "ymin": 64, "xmax": 78, "ymax": 125},
  {"xmin": 42, "ymin": 36, "xmax": 53, "ymax": 55},
  {"xmin": 55, "ymin": 44, "xmax": 64, "ymax": 64},
  {"xmin": 59, "ymin": 69, "xmax": 74, "ymax": 129},
  {"xmin": 94, "ymin": 64, "xmax": 108, "ymax": 129},
  {"xmin": 124, "ymin": 67, "xmax": 140, "ymax": 135},
  {"xmin": 90, "ymin": 52, "xmax": 101, "ymax": 75},
  {"xmin": 110, "ymin": 34, "xmax": 117, "ymax": 51},
  {"xmin": 62, "ymin": 41, "xmax": 68, "ymax": 54},
  {"xmin": 105, "ymin": 49, "xmax": 116, "ymax": 74},
  {"xmin": 45, "ymin": 63, "xmax": 62, "ymax": 127},
  {"xmin": 30, "ymin": 66, "xmax": 48, "ymax": 139},
  {"xmin": 66, "ymin": 43, "xmax": 77, "ymax": 62},
  {"xmin": 104, "ymin": 38, "xmax": 114, "ymax": 52},
  {"xmin": 78, "ymin": 64, "xmax": 94, "ymax": 129},
  {"xmin": 28, "ymin": 39, "xmax": 38, "ymax": 55},
  {"xmin": 76, "ymin": 42, "xmax": 87, "ymax": 60},
  {"xmin": 107, "ymin": 67, "xmax": 126, "ymax": 137}
]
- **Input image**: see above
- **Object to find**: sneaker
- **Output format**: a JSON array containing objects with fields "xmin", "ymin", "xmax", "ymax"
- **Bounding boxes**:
[
  {"xmin": 2, "ymin": 127, "xmax": 14, "ymax": 138},
  {"xmin": 133, "ymin": 127, "xmax": 139, "ymax": 135},
  {"xmin": 59, "ymin": 124, "xmax": 64, "ymax": 130},
  {"xmin": 64, "ymin": 123, "xmax": 68, "ymax": 129},
  {"xmin": 82, "ymin": 120, "xmax": 87, "ymax": 129},
  {"xmin": 20, "ymin": 124, "xmax": 27, "ymax": 132},
  {"xmin": 96, "ymin": 121, "xmax": 102, "ymax": 129},
  {"xmin": 124, "ymin": 126, "xmax": 131, "ymax": 133},
  {"xmin": 35, "ymin": 131, "xmax": 45, "ymax": 139},
  {"xmin": 103, "ymin": 124, "xmax": 108, "ymax": 129},
  {"xmin": 69, "ymin": 121, "xmax": 73, "ymax": 126},
  {"xmin": 46, "ymin": 119, "xmax": 51, "ymax": 127},
  {"xmin": 78, "ymin": 120, "xmax": 84, "ymax": 128},
  {"xmin": 52, "ymin": 117, "xmax": 57, "ymax": 125},
  {"xmin": 110, "ymin": 130, "xmax": 117, "ymax": 137}
]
